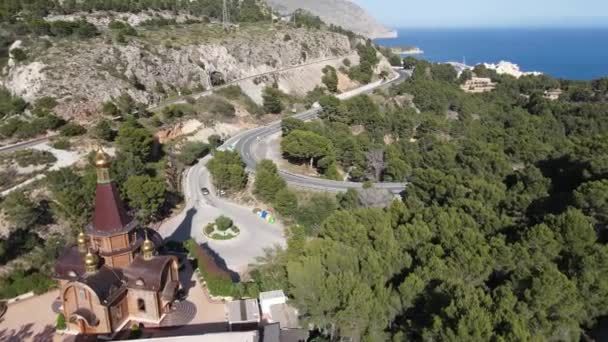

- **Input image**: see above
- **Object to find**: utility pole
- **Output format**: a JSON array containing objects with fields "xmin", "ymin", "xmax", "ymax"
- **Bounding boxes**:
[{"xmin": 223, "ymin": 0, "xmax": 230, "ymax": 30}]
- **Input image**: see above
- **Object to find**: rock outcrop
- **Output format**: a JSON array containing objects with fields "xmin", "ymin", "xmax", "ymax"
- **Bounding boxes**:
[
  {"xmin": 1, "ymin": 26, "xmax": 355, "ymax": 121},
  {"xmin": 267, "ymin": 0, "xmax": 396, "ymax": 39}
]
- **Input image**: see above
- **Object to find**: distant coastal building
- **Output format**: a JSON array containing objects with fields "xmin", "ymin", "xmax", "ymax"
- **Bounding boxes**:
[
  {"xmin": 460, "ymin": 77, "xmax": 497, "ymax": 93},
  {"xmin": 483, "ymin": 61, "xmax": 542, "ymax": 79},
  {"xmin": 391, "ymin": 47, "xmax": 424, "ymax": 55},
  {"xmin": 544, "ymin": 89, "xmax": 563, "ymax": 101},
  {"xmin": 53, "ymin": 149, "xmax": 180, "ymax": 337}
]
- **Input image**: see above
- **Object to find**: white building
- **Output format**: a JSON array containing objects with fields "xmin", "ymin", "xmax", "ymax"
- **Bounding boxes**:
[{"xmin": 259, "ymin": 290, "xmax": 288, "ymax": 316}]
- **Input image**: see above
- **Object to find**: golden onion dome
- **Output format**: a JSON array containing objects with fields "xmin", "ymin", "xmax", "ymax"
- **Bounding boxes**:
[
  {"xmin": 142, "ymin": 238, "xmax": 155, "ymax": 253},
  {"xmin": 84, "ymin": 250, "xmax": 98, "ymax": 267},
  {"xmin": 94, "ymin": 148, "xmax": 110, "ymax": 168}
]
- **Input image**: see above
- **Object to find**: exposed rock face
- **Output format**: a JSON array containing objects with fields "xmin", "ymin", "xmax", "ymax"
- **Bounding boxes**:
[
  {"xmin": 1, "ymin": 27, "xmax": 354, "ymax": 121},
  {"xmin": 267, "ymin": 0, "xmax": 396, "ymax": 39}
]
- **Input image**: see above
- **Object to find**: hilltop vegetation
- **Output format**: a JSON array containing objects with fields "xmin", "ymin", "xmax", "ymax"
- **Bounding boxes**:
[{"xmin": 247, "ymin": 58, "xmax": 608, "ymax": 340}]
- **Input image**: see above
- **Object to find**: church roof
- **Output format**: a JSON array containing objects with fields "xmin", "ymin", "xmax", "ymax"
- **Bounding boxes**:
[
  {"xmin": 54, "ymin": 248, "xmax": 127, "ymax": 305},
  {"xmin": 123, "ymin": 255, "xmax": 177, "ymax": 291},
  {"xmin": 54, "ymin": 245, "xmax": 87, "ymax": 279},
  {"xmin": 81, "ymin": 266, "xmax": 126, "ymax": 304},
  {"xmin": 92, "ymin": 182, "xmax": 133, "ymax": 234}
]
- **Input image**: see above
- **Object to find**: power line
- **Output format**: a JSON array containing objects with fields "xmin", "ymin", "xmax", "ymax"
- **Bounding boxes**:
[{"xmin": 223, "ymin": 0, "xmax": 230, "ymax": 30}]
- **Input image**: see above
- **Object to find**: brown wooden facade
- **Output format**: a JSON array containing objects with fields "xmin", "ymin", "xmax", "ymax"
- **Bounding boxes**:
[{"xmin": 54, "ymin": 149, "xmax": 181, "ymax": 337}]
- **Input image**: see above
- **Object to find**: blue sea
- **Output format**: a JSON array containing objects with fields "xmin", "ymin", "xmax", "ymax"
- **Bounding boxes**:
[{"xmin": 375, "ymin": 28, "xmax": 608, "ymax": 80}]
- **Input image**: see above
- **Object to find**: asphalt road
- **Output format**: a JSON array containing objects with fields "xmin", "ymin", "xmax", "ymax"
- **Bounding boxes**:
[
  {"xmin": 226, "ymin": 69, "xmax": 410, "ymax": 194},
  {"xmin": 158, "ymin": 154, "xmax": 286, "ymax": 274},
  {"xmin": 0, "ymin": 135, "xmax": 55, "ymax": 154}
]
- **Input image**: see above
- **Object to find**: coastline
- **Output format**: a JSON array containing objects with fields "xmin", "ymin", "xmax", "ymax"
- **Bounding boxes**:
[{"xmin": 374, "ymin": 28, "xmax": 608, "ymax": 80}]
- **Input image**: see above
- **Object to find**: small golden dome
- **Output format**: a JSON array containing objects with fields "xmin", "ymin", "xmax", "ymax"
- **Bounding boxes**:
[
  {"xmin": 142, "ymin": 238, "xmax": 155, "ymax": 253},
  {"xmin": 77, "ymin": 231, "xmax": 86, "ymax": 245},
  {"xmin": 84, "ymin": 250, "xmax": 98, "ymax": 267},
  {"xmin": 94, "ymin": 148, "xmax": 110, "ymax": 168}
]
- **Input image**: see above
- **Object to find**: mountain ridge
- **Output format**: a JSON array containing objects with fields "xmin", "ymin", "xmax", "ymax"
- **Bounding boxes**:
[{"xmin": 267, "ymin": 0, "xmax": 397, "ymax": 39}]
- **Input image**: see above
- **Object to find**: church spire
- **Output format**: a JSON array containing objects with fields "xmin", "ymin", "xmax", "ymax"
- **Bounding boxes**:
[
  {"xmin": 95, "ymin": 147, "xmax": 111, "ymax": 184},
  {"xmin": 91, "ymin": 147, "xmax": 131, "ymax": 233}
]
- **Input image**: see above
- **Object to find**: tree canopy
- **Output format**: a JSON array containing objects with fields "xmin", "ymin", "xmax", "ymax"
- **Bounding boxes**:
[{"xmin": 250, "ymin": 57, "xmax": 608, "ymax": 341}]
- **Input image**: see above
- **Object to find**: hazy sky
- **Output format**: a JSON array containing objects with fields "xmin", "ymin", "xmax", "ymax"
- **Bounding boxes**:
[{"xmin": 354, "ymin": 0, "xmax": 608, "ymax": 28}]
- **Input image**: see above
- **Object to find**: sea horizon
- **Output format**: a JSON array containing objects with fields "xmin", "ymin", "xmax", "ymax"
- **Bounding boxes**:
[{"xmin": 375, "ymin": 27, "xmax": 608, "ymax": 80}]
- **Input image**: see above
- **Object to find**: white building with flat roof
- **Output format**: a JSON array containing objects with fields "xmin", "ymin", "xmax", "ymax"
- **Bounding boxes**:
[{"xmin": 259, "ymin": 290, "xmax": 288, "ymax": 315}]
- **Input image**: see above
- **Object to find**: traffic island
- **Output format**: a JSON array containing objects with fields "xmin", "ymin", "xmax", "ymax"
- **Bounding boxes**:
[{"xmin": 204, "ymin": 215, "xmax": 240, "ymax": 240}]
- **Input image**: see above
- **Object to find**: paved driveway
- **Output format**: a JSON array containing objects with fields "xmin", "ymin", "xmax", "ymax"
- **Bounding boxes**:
[
  {"xmin": 0, "ymin": 290, "xmax": 61, "ymax": 342},
  {"xmin": 158, "ymin": 156, "xmax": 286, "ymax": 275}
]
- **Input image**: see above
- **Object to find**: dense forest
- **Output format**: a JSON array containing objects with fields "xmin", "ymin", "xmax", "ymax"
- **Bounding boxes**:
[{"xmin": 246, "ymin": 58, "xmax": 608, "ymax": 340}]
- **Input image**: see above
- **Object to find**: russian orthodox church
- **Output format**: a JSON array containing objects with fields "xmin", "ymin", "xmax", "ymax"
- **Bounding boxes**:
[{"xmin": 53, "ymin": 149, "xmax": 180, "ymax": 336}]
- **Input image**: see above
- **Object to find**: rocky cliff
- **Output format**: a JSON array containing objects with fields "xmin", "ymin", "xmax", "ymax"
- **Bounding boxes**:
[
  {"xmin": 1, "ymin": 23, "xmax": 358, "ymax": 121},
  {"xmin": 267, "ymin": 0, "xmax": 396, "ymax": 39}
]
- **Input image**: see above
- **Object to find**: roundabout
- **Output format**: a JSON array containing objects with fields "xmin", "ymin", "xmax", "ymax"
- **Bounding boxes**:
[{"xmin": 203, "ymin": 216, "xmax": 240, "ymax": 241}]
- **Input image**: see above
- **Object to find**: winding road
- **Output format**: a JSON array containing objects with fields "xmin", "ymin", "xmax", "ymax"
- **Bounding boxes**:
[
  {"xmin": 159, "ymin": 68, "xmax": 410, "ymax": 274},
  {"xmin": 224, "ymin": 68, "xmax": 410, "ymax": 194}
]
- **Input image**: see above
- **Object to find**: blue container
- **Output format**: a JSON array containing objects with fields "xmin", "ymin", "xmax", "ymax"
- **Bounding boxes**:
[{"xmin": 261, "ymin": 211, "xmax": 268, "ymax": 219}]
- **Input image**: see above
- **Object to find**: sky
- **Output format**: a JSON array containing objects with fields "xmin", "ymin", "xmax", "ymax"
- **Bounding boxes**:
[{"xmin": 353, "ymin": 0, "xmax": 608, "ymax": 28}]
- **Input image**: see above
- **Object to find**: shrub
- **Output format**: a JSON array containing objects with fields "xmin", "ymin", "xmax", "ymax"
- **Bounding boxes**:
[
  {"xmin": 184, "ymin": 239, "xmax": 235, "ymax": 297},
  {"xmin": 60, "ymin": 123, "xmax": 86, "ymax": 137},
  {"xmin": 12, "ymin": 150, "xmax": 56, "ymax": 167},
  {"xmin": 34, "ymin": 97, "xmax": 58, "ymax": 111},
  {"xmin": 205, "ymin": 96, "xmax": 236, "ymax": 117},
  {"xmin": 109, "ymin": 21, "xmax": 137, "ymax": 36},
  {"xmin": 179, "ymin": 141, "xmax": 210, "ymax": 166},
  {"xmin": 322, "ymin": 65, "xmax": 339, "ymax": 93},
  {"xmin": 216, "ymin": 85, "xmax": 243, "ymax": 100},
  {"xmin": 0, "ymin": 87, "xmax": 27, "ymax": 118},
  {"xmin": 108, "ymin": 20, "xmax": 127, "ymax": 30},
  {"xmin": 49, "ymin": 20, "xmax": 98, "ymax": 38},
  {"xmin": 389, "ymin": 54, "xmax": 403, "ymax": 67},
  {"xmin": 56, "ymin": 313, "xmax": 66, "ymax": 330},
  {"xmin": 262, "ymin": 86, "xmax": 284, "ymax": 114},
  {"xmin": 180, "ymin": 86, "xmax": 192, "ymax": 96},
  {"xmin": 74, "ymin": 20, "xmax": 98, "ymax": 38},
  {"xmin": 215, "ymin": 216, "xmax": 233, "ymax": 231},
  {"xmin": 129, "ymin": 324, "xmax": 142, "ymax": 339},
  {"xmin": 0, "ymin": 114, "xmax": 66, "ymax": 139},
  {"xmin": 0, "ymin": 269, "xmax": 55, "ymax": 299},
  {"xmin": 208, "ymin": 134, "xmax": 223, "ymax": 148},
  {"xmin": 10, "ymin": 48, "xmax": 26, "ymax": 62},
  {"xmin": 343, "ymin": 58, "xmax": 351, "ymax": 67},
  {"xmin": 204, "ymin": 223, "xmax": 215, "ymax": 236},
  {"xmin": 51, "ymin": 139, "xmax": 71, "ymax": 150},
  {"xmin": 94, "ymin": 120, "xmax": 115, "ymax": 141},
  {"xmin": 283, "ymin": 34, "xmax": 292, "ymax": 42},
  {"xmin": 101, "ymin": 101, "xmax": 119, "ymax": 116},
  {"xmin": 0, "ymin": 118, "xmax": 21, "ymax": 138},
  {"xmin": 150, "ymin": 116, "xmax": 163, "ymax": 127},
  {"xmin": 162, "ymin": 105, "xmax": 188, "ymax": 121}
]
